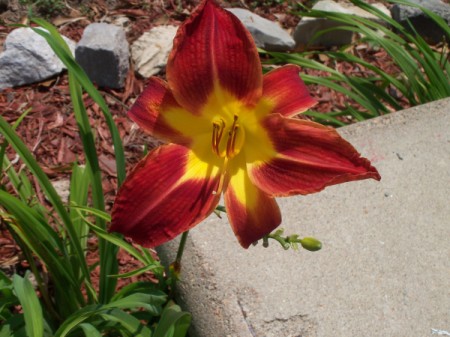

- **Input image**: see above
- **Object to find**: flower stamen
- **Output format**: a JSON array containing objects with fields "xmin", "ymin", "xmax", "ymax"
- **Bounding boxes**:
[
  {"xmin": 212, "ymin": 119, "xmax": 225, "ymax": 156},
  {"xmin": 211, "ymin": 115, "xmax": 244, "ymax": 158},
  {"xmin": 226, "ymin": 115, "xmax": 239, "ymax": 158}
]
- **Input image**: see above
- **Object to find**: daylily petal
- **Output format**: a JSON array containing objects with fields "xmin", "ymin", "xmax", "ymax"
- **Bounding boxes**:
[
  {"xmin": 111, "ymin": 144, "xmax": 222, "ymax": 247},
  {"xmin": 224, "ymin": 157, "xmax": 281, "ymax": 248},
  {"xmin": 167, "ymin": 0, "xmax": 262, "ymax": 113},
  {"xmin": 262, "ymin": 65, "xmax": 318, "ymax": 118},
  {"xmin": 248, "ymin": 114, "xmax": 381, "ymax": 196},
  {"xmin": 127, "ymin": 77, "xmax": 190, "ymax": 143}
]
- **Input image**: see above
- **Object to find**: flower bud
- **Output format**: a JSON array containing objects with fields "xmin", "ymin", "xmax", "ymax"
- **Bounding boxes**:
[{"xmin": 300, "ymin": 237, "xmax": 322, "ymax": 251}]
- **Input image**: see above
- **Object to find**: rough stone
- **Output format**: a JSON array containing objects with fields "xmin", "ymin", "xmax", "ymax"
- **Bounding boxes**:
[
  {"xmin": 131, "ymin": 25, "xmax": 177, "ymax": 78},
  {"xmin": 227, "ymin": 8, "xmax": 295, "ymax": 52},
  {"xmin": 391, "ymin": 0, "xmax": 450, "ymax": 44},
  {"xmin": 51, "ymin": 179, "xmax": 71, "ymax": 203},
  {"xmin": 158, "ymin": 98, "xmax": 450, "ymax": 337},
  {"xmin": 294, "ymin": 0, "xmax": 391, "ymax": 47},
  {"xmin": 0, "ymin": 0, "xmax": 8, "ymax": 12},
  {"xmin": 75, "ymin": 23, "xmax": 129, "ymax": 89},
  {"xmin": 0, "ymin": 28, "xmax": 75, "ymax": 91}
]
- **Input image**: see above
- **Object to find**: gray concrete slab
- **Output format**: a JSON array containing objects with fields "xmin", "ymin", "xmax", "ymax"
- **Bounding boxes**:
[{"xmin": 158, "ymin": 98, "xmax": 450, "ymax": 337}]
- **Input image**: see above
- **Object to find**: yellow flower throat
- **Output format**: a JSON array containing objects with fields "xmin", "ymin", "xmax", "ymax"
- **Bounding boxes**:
[{"xmin": 211, "ymin": 115, "xmax": 245, "ymax": 159}]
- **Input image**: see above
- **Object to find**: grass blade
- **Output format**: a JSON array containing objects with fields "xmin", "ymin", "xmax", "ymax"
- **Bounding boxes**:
[
  {"xmin": 79, "ymin": 324, "xmax": 102, "ymax": 337},
  {"xmin": 69, "ymin": 164, "xmax": 91, "ymax": 252},
  {"xmin": 12, "ymin": 274, "xmax": 44, "ymax": 337},
  {"xmin": 153, "ymin": 303, "xmax": 191, "ymax": 337},
  {"xmin": 28, "ymin": 19, "xmax": 126, "ymax": 185},
  {"xmin": 99, "ymin": 309, "xmax": 152, "ymax": 337},
  {"xmin": 0, "ymin": 116, "xmax": 92, "ymax": 292}
]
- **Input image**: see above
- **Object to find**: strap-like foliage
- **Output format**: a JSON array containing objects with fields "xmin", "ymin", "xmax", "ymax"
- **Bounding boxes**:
[
  {"xmin": 264, "ymin": 0, "xmax": 449, "ymax": 126},
  {"xmin": 0, "ymin": 19, "xmax": 190, "ymax": 337}
]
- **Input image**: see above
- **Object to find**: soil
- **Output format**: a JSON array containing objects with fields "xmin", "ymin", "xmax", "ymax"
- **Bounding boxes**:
[{"xmin": 0, "ymin": 0, "xmax": 442, "ymax": 289}]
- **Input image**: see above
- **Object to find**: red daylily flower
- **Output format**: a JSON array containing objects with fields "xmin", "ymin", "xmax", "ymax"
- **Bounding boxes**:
[{"xmin": 110, "ymin": 0, "xmax": 380, "ymax": 248}]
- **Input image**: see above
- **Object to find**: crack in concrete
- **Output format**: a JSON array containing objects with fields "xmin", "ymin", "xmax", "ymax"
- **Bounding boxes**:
[
  {"xmin": 260, "ymin": 313, "xmax": 317, "ymax": 337},
  {"xmin": 237, "ymin": 298, "xmax": 258, "ymax": 337},
  {"xmin": 263, "ymin": 313, "xmax": 309, "ymax": 324}
]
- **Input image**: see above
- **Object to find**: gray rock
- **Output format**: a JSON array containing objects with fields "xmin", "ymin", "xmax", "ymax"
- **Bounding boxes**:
[
  {"xmin": 294, "ymin": 0, "xmax": 391, "ymax": 48},
  {"xmin": 131, "ymin": 25, "xmax": 177, "ymax": 78},
  {"xmin": 75, "ymin": 23, "xmax": 129, "ymax": 89},
  {"xmin": 227, "ymin": 8, "xmax": 295, "ymax": 52},
  {"xmin": 0, "ymin": 28, "xmax": 75, "ymax": 91},
  {"xmin": 391, "ymin": 0, "xmax": 450, "ymax": 44},
  {"xmin": 0, "ymin": 0, "xmax": 8, "ymax": 12}
]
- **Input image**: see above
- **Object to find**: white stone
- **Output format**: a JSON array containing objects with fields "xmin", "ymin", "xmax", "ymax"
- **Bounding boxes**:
[
  {"xmin": 0, "ymin": 28, "xmax": 75, "ymax": 90},
  {"xmin": 131, "ymin": 25, "xmax": 178, "ymax": 78},
  {"xmin": 51, "ymin": 179, "xmax": 71, "ymax": 203},
  {"xmin": 294, "ymin": 0, "xmax": 391, "ymax": 47},
  {"xmin": 227, "ymin": 8, "xmax": 295, "ymax": 52}
]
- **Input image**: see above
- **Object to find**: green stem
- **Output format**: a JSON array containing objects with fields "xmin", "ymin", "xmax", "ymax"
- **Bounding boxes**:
[
  {"xmin": 267, "ymin": 234, "xmax": 290, "ymax": 250},
  {"xmin": 167, "ymin": 231, "xmax": 190, "ymax": 299},
  {"xmin": 175, "ymin": 231, "xmax": 189, "ymax": 270}
]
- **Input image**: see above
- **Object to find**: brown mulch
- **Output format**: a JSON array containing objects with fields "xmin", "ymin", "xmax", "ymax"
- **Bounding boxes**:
[{"xmin": 0, "ymin": 0, "xmax": 414, "ymax": 289}]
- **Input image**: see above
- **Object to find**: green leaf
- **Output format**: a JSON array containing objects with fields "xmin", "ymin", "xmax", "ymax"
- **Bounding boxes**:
[
  {"xmin": 111, "ymin": 281, "xmax": 159, "ymax": 301},
  {"xmin": 0, "ymin": 270, "xmax": 12, "ymax": 286},
  {"xmin": 0, "ymin": 313, "xmax": 28, "ymax": 337},
  {"xmin": 0, "ymin": 191, "xmax": 86, "ymax": 315},
  {"xmin": 0, "ymin": 107, "xmax": 31, "ymax": 182},
  {"xmin": 0, "ymin": 116, "xmax": 92, "ymax": 295},
  {"xmin": 28, "ymin": 18, "xmax": 126, "ymax": 185},
  {"xmin": 69, "ymin": 164, "xmax": 91, "ymax": 252},
  {"xmin": 105, "ymin": 292, "xmax": 166, "ymax": 316},
  {"xmin": 303, "ymin": 111, "xmax": 346, "ymax": 127},
  {"xmin": 99, "ymin": 309, "xmax": 152, "ymax": 337},
  {"xmin": 12, "ymin": 274, "xmax": 44, "ymax": 337},
  {"xmin": 66, "ymin": 70, "xmax": 118, "ymax": 303},
  {"xmin": 58, "ymin": 303, "xmax": 158, "ymax": 336},
  {"xmin": 0, "ymin": 324, "xmax": 12, "ymax": 337},
  {"xmin": 108, "ymin": 264, "xmax": 162, "ymax": 279},
  {"xmin": 153, "ymin": 303, "xmax": 191, "ymax": 337},
  {"xmin": 263, "ymin": 0, "xmax": 450, "ymax": 124},
  {"xmin": 79, "ymin": 323, "xmax": 102, "ymax": 337},
  {"xmin": 81, "ymin": 217, "xmax": 160, "ymax": 270},
  {"xmin": 27, "ymin": 18, "xmax": 122, "ymax": 302},
  {"xmin": 69, "ymin": 205, "xmax": 111, "ymax": 222}
]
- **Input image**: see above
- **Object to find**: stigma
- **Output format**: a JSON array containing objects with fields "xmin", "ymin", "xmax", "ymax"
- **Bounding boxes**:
[{"xmin": 211, "ymin": 115, "xmax": 245, "ymax": 158}]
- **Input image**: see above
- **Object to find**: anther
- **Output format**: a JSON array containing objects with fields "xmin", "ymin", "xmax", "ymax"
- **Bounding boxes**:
[
  {"xmin": 211, "ymin": 115, "xmax": 244, "ymax": 159},
  {"xmin": 226, "ymin": 124, "xmax": 239, "ymax": 158},
  {"xmin": 226, "ymin": 115, "xmax": 240, "ymax": 158}
]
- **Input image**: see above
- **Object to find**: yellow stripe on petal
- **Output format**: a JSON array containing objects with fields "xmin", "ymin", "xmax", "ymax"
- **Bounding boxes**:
[
  {"xmin": 164, "ymin": 106, "xmax": 211, "ymax": 139},
  {"xmin": 111, "ymin": 144, "xmax": 222, "ymax": 248},
  {"xmin": 226, "ymin": 156, "xmax": 258, "ymax": 208},
  {"xmin": 179, "ymin": 134, "xmax": 224, "ymax": 184},
  {"xmin": 163, "ymin": 84, "xmax": 268, "ymax": 142},
  {"xmin": 167, "ymin": 0, "xmax": 262, "ymax": 113},
  {"xmin": 248, "ymin": 114, "xmax": 381, "ymax": 197},
  {"xmin": 224, "ymin": 156, "xmax": 281, "ymax": 248},
  {"xmin": 128, "ymin": 77, "xmax": 191, "ymax": 143}
]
